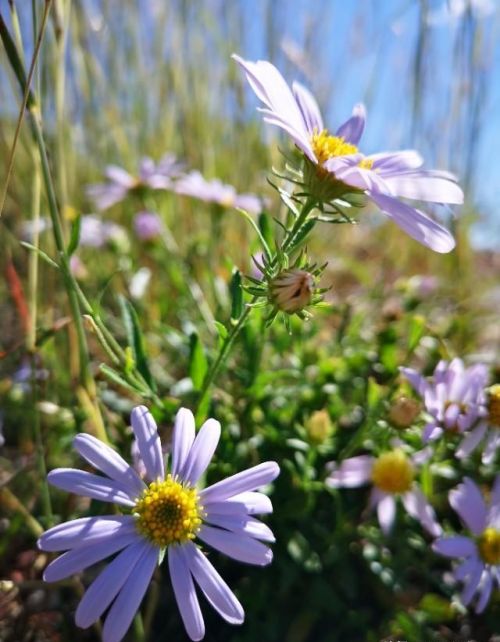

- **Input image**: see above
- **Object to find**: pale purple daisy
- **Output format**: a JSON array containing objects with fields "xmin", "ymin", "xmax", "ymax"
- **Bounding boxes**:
[
  {"xmin": 433, "ymin": 476, "xmax": 500, "ymax": 613},
  {"xmin": 133, "ymin": 210, "xmax": 164, "ymax": 241},
  {"xmin": 400, "ymin": 359, "xmax": 493, "ymax": 460},
  {"xmin": 38, "ymin": 406, "xmax": 279, "ymax": 642},
  {"xmin": 79, "ymin": 214, "xmax": 127, "ymax": 248},
  {"xmin": 326, "ymin": 448, "xmax": 441, "ymax": 536},
  {"xmin": 233, "ymin": 54, "xmax": 463, "ymax": 253},
  {"xmin": 87, "ymin": 153, "xmax": 183, "ymax": 211},
  {"xmin": 175, "ymin": 170, "xmax": 264, "ymax": 214}
]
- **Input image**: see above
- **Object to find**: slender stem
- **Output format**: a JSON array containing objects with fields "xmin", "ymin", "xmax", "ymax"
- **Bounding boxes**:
[
  {"xmin": 281, "ymin": 197, "xmax": 316, "ymax": 252},
  {"xmin": 31, "ymin": 360, "xmax": 53, "ymax": 525},
  {"xmin": 132, "ymin": 612, "xmax": 145, "ymax": 642}
]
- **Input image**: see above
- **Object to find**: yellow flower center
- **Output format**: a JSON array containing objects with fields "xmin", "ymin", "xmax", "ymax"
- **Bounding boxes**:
[
  {"xmin": 488, "ymin": 385, "xmax": 500, "ymax": 428},
  {"xmin": 134, "ymin": 475, "xmax": 202, "ymax": 547},
  {"xmin": 311, "ymin": 130, "xmax": 358, "ymax": 165},
  {"xmin": 478, "ymin": 527, "xmax": 500, "ymax": 565},
  {"xmin": 371, "ymin": 450, "xmax": 414, "ymax": 494}
]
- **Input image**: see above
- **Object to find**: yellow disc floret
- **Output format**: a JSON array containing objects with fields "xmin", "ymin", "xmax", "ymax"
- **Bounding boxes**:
[
  {"xmin": 478, "ymin": 527, "xmax": 500, "ymax": 565},
  {"xmin": 488, "ymin": 385, "xmax": 500, "ymax": 428},
  {"xmin": 134, "ymin": 475, "xmax": 202, "ymax": 547},
  {"xmin": 311, "ymin": 129, "xmax": 358, "ymax": 165},
  {"xmin": 371, "ymin": 450, "xmax": 414, "ymax": 494}
]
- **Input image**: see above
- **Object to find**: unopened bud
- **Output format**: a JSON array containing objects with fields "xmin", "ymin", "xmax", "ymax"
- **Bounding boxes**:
[
  {"xmin": 388, "ymin": 396, "xmax": 420, "ymax": 428},
  {"xmin": 270, "ymin": 268, "xmax": 314, "ymax": 314},
  {"xmin": 306, "ymin": 409, "xmax": 333, "ymax": 443},
  {"xmin": 487, "ymin": 384, "xmax": 500, "ymax": 427}
]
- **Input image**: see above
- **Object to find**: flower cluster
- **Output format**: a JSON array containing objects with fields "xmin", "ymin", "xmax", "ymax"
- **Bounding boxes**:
[{"xmin": 38, "ymin": 406, "xmax": 279, "ymax": 642}]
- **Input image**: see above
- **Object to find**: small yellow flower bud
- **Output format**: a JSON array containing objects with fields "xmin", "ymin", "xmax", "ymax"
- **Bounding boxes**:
[{"xmin": 306, "ymin": 409, "xmax": 333, "ymax": 444}]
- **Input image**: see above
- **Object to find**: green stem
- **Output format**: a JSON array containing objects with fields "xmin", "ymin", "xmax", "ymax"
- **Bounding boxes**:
[{"xmin": 31, "ymin": 360, "xmax": 53, "ymax": 526}]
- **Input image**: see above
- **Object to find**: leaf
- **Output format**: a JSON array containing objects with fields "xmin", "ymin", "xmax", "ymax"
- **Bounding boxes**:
[
  {"xmin": 287, "ymin": 219, "xmax": 317, "ymax": 253},
  {"xmin": 189, "ymin": 332, "xmax": 208, "ymax": 391},
  {"xmin": 66, "ymin": 214, "xmax": 81, "ymax": 256},
  {"xmin": 20, "ymin": 242, "xmax": 59, "ymax": 269},
  {"xmin": 119, "ymin": 296, "xmax": 156, "ymax": 390},
  {"xmin": 99, "ymin": 364, "xmax": 143, "ymax": 395},
  {"xmin": 214, "ymin": 321, "xmax": 228, "ymax": 340},
  {"xmin": 229, "ymin": 268, "xmax": 243, "ymax": 322},
  {"xmin": 258, "ymin": 212, "xmax": 274, "ymax": 256},
  {"xmin": 408, "ymin": 315, "xmax": 426, "ymax": 351}
]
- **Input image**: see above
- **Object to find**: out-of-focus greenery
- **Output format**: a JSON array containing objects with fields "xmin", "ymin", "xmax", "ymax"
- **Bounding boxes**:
[{"xmin": 0, "ymin": 2, "xmax": 499, "ymax": 642}]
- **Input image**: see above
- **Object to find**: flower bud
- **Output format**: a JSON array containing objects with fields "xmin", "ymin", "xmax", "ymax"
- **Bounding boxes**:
[
  {"xmin": 488, "ymin": 384, "xmax": 500, "ymax": 427},
  {"xmin": 388, "ymin": 396, "xmax": 421, "ymax": 428},
  {"xmin": 270, "ymin": 268, "xmax": 314, "ymax": 314},
  {"xmin": 306, "ymin": 409, "xmax": 333, "ymax": 444}
]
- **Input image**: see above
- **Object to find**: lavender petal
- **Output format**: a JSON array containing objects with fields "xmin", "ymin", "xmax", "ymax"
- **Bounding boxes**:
[
  {"xmin": 181, "ymin": 418, "xmax": 221, "ymax": 486},
  {"xmin": 402, "ymin": 488, "xmax": 442, "ymax": 536},
  {"xmin": 101, "ymin": 542, "xmax": 158, "ymax": 642},
  {"xmin": 38, "ymin": 516, "xmax": 136, "ymax": 552},
  {"xmin": 204, "ymin": 513, "xmax": 275, "ymax": 543},
  {"xmin": 456, "ymin": 422, "xmax": 488, "ymax": 460},
  {"xmin": 292, "ymin": 81, "xmax": 324, "ymax": 134},
  {"xmin": 433, "ymin": 535, "xmax": 477, "ymax": 558},
  {"xmin": 75, "ymin": 539, "xmax": 151, "ymax": 628},
  {"xmin": 168, "ymin": 546, "xmax": 205, "ymax": 641},
  {"xmin": 171, "ymin": 408, "xmax": 196, "ymax": 478},
  {"xmin": 73, "ymin": 433, "xmax": 145, "ymax": 498},
  {"xmin": 450, "ymin": 478, "xmax": 487, "ymax": 535},
  {"xmin": 460, "ymin": 562, "xmax": 484, "ymax": 606},
  {"xmin": 475, "ymin": 571, "xmax": 493, "ymax": 614},
  {"xmin": 335, "ymin": 103, "xmax": 366, "ymax": 145},
  {"xmin": 183, "ymin": 542, "xmax": 244, "ymax": 625},
  {"xmin": 44, "ymin": 531, "xmax": 139, "ymax": 582},
  {"xmin": 131, "ymin": 405, "xmax": 165, "ymax": 482},
  {"xmin": 325, "ymin": 455, "xmax": 373, "ymax": 489},
  {"xmin": 200, "ymin": 462, "xmax": 279, "ymax": 503},
  {"xmin": 377, "ymin": 494, "xmax": 396, "ymax": 534},
  {"xmin": 47, "ymin": 469, "xmax": 136, "ymax": 506},
  {"xmin": 197, "ymin": 525, "xmax": 272, "ymax": 566},
  {"xmin": 204, "ymin": 491, "xmax": 273, "ymax": 516}
]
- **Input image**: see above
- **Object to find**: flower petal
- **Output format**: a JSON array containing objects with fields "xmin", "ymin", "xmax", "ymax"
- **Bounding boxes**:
[
  {"xmin": 204, "ymin": 513, "xmax": 275, "ymax": 543},
  {"xmin": 183, "ymin": 542, "xmax": 244, "ymax": 625},
  {"xmin": 456, "ymin": 422, "xmax": 488, "ymax": 460},
  {"xmin": 37, "ymin": 516, "xmax": 136, "ymax": 552},
  {"xmin": 482, "ymin": 430, "xmax": 500, "ymax": 466},
  {"xmin": 131, "ymin": 405, "xmax": 164, "ymax": 482},
  {"xmin": 171, "ymin": 408, "xmax": 196, "ymax": 478},
  {"xmin": 197, "ymin": 525, "xmax": 272, "ymax": 566},
  {"xmin": 72, "ymin": 434, "xmax": 146, "ymax": 498},
  {"xmin": 204, "ymin": 491, "xmax": 273, "ymax": 516},
  {"xmin": 335, "ymin": 103, "xmax": 366, "ymax": 145},
  {"xmin": 47, "ymin": 469, "xmax": 136, "ymax": 506},
  {"xmin": 181, "ymin": 419, "xmax": 220, "ymax": 485},
  {"xmin": 75, "ymin": 539, "xmax": 152, "ymax": 628},
  {"xmin": 370, "ymin": 150, "xmax": 424, "ymax": 172},
  {"xmin": 368, "ymin": 191, "xmax": 455, "ymax": 253},
  {"xmin": 383, "ymin": 174, "xmax": 464, "ymax": 204},
  {"xmin": 399, "ymin": 366, "xmax": 427, "ymax": 396},
  {"xmin": 377, "ymin": 494, "xmax": 396, "ymax": 534},
  {"xmin": 43, "ymin": 531, "xmax": 139, "ymax": 582},
  {"xmin": 168, "ymin": 546, "xmax": 205, "ymax": 641},
  {"xmin": 487, "ymin": 474, "xmax": 500, "ymax": 528},
  {"xmin": 402, "ymin": 488, "xmax": 442, "ymax": 536},
  {"xmin": 292, "ymin": 81, "xmax": 324, "ymax": 134},
  {"xmin": 232, "ymin": 54, "xmax": 314, "ymax": 160},
  {"xmin": 101, "ymin": 543, "xmax": 158, "ymax": 642},
  {"xmin": 460, "ymin": 562, "xmax": 484, "ymax": 606},
  {"xmin": 433, "ymin": 535, "xmax": 476, "ymax": 558},
  {"xmin": 475, "ymin": 571, "xmax": 493, "ymax": 614},
  {"xmin": 449, "ymin": 478, "xmax": 487, "ymax": 535},
  {"xmin": 200, "ymin": 462, "xmax": 279, "ymax": 503},
  {"xmin": 325, "ymin": 455, "xmax": 373, "ymax": 488}
]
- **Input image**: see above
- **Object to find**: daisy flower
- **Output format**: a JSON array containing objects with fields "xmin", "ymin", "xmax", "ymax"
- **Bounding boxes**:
[
  {"xmin": 233, "ymin": 54, "xmax": 463, "ymax": 253},
  {"xmin": 400, "ymin": 359, "xmax": 496, "ymax": 462},
  {"xmin": 175, "ymin": 170, "xmax": 264, "ymax": 214},
  {"xmin": 326, "ymin": 448, "xmax": 441, "ymax": 536},
  {"xmin": 433, "ymin": 476, "xmax": 500, "ymax": 613},
  {"xmin": 133, "ymin": 210, "xmax": 164, "ymax": 241},
  {"xmin": 38, "ymin": 406, "xmax": 279, "ymax": 642},
  {"xmin": 87, "ymin": 153, "xmax": 183, "ymax": 211}
]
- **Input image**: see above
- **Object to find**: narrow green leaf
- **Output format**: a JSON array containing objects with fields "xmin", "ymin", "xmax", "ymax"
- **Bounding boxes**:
[
  {"xmin": 229, "ymin": 269, "xmax": 243, "ymax": 322},
  {"xmin": 258, "ymin": 212, "xmax": 274, "ymax": 256},
  {"xmin": 20, "ymin": 242, "xmax": 59, "ymax": 269},
  {"xmin": 99, "ymin": 364, "xmax": 143, "ymax": 394},
  {"xmin": 287, "ymin": 219, "xmax": 317, "ymax": 253},
  {"xmin": 119, "ymin": 296, "xmax": 156, "ymax": 390},
  {"xmin": 189, "ymin": 332, "xmax": 208, "ymax": 391},
  {"xmin": 408, "ymin": 315, "xmax": 426, "ymax": 351},
  {"xmin": 67, "ymin": 215, "xmax": 81, "ymax": 257}
]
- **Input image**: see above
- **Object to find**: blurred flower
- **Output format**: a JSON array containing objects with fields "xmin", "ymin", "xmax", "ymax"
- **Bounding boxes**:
[
  {"xmin": 457, "ymin": 384, "xmax": 500, "ymax": 464},
  {"xmin": 233, "ymin": 54, "xmax": 463, "ymax": 253},
  {"xmin": 20, "ymin": 217, "xmax": 51, "ymax": 242},
  {"xmin": 401, "ymin": 359, "xmax": 490, "ymax": 458},
  {"xmin": 326, "ymin": 448, "xmax": 441, "ymax": 535},
  {"xmin": 305, "ymin": 410, "xmax": 333, "ymax": 444},
  {"xmin": 129, "ymin": 267, "xmax": 152, "ymax": 300},
  {"xmin": 12, "ymin": 357, "xmax": 48, "ymax": 394},
  {"xmin": 405, "ymin": 275, "xmax": 440, "ymax": 299},
  {"xmin": 79, "ymin": 215, "xmax": 128, "ymax": 251},
  {"xmin": 38, "ymin": 406, "xmax": 279, "ymax": 642},
  {"xmin": 133, "ymin": 211, "xmax": 164, "ymax": 241},
  {"xmin": 433, "ymin": 476, "xmax": 500, "ymax": 613},
  {"xmin": 69, "ymin": 254, "xmax": 88, "ymax": 279},
  {"xmin": 175, "ymin": 170, "xmax": 264, "ymax": 214},
  {"xmin": 87, "ymin": 153, "xmax": 183, "ymax": 210}
]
